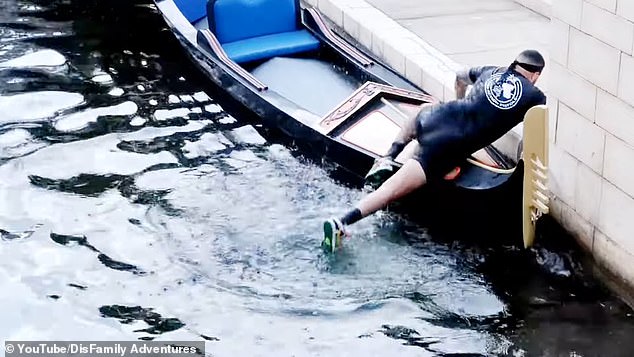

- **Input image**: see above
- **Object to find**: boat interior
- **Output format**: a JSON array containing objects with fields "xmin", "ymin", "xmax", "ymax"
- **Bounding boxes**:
[
  {"xmin": 173, "ymin": 0, "xmax": 384, "ymax": 113},
  {"xmin": 168, "ymin": 0, "xmax": 520, "ymax": 179}
]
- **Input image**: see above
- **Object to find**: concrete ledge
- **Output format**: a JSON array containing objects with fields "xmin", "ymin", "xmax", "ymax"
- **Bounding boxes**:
[
  {"xmin": 513, "ymin": 0, "xmax": 551, "ymax": 18},
  {"xmin": 304, "ymin": 0, "xmax": 461, "ymax": 102},
  {"xmin": 302, "ymin": 0, "xmax": 523, "ymax": 158}
]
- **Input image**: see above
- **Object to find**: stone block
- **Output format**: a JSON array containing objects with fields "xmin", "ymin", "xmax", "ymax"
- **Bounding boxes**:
[
  {"xmin": 443, "ymin": 80, "xmax": 457, "ymax": 102},
  {"xmin": 587, "ymin": 0, "xmax": 617, "ymax": 13},
  {"xmin": 618, "ymin": 53, "xmax": 634, "ymax": 108},
  {"xmin": 552, "ymin": 0, "xmax": 583, "ymax": 28},
  {"xmin": 550, "ymin": 18, "xmax": 570, "ymax": 65},
  {"xmin": 382, "ymin": 35, "xmax": 421, "ymax": 74},
  {"xmin": 548, "ymin": 62, "xmax": 597, "ymax": 120},
  {"xmin": 420, "ymin": 64, "xmax": 447, "ymax": 101},
  {"xmin": 549, "ymin": 196, "xmax": 565, "ymax": 226},
  {"xmin": 404, "ymin": 52, "xmax": 426, "ymax": 87},
  {"xmin": 436, "ymin": 67, "xmax": 458, "ymax": 102},
  {"xmin": 337, "ymin": 0, "xmax": 371, "ymax": 9},
  {"xmin": 370, "ymin": 32, "xmax": 386, "ymax": 63},
  {"xmin": 598, "ymin": 180, "xmax": 634, "ymax": 250},
  {"xmin": 569, "ymin": 28, "xmax": 621, "ymax": 94},
  {"xmin": 318, "ymin": 0, "xmax": 344, "ymax": 27},
  {"xmin": 560, "ymin": 199, "xmax": 596, "ymax": 252},
  {"xmin": 364, "ymin": 15, "xmax": 403, "ymax": 63},
  {"xmin": 593, "ymin": 230, "xmax": 634, "ymax": 289},
  {"xmin": 548, "ymin": 144, "xmax": 579, "ymax": 206},
  {"xmin": 342, "ymin": 10, "xmax": 361, "ymax": 41},
  {"xmin": 574, "ymin": 161, "xmax": 603, "ymax": 223},
  {"xmin": 604, "ymin": 135, "xmax": 634, "ymax": 199},
  {"xmin": 354, "ymin": 11, "xmax": 375, "ymax": 50},
  {"xmin": 581, "ymin": 2, "xmax": 634, "ymax": 54},
  {"xmin": 617, "ymin": 0, "xmax": 634, "ymax": 23},
  {"xmin": 548, "ymin": 99, "xmax": 559, "ymax": 144},
  {"xmin": 596, "ymin": 89, "xmax": 634, "ymax": 147},
  {"xmin": 556, "ymin": 103, "xmax": 605, "ymax": 173}
]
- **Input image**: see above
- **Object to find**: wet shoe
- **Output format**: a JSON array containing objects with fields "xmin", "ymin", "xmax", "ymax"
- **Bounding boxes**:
[
  {"xmin": 364, "ymin": 157, "xmax": 394, "ymax": 187},
  {"xmin": 322, "ymin": 218, "xmax": 347, "ymax": 253}
]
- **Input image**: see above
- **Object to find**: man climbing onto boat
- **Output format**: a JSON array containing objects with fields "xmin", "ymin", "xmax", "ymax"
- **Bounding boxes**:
[{"xmin": 322, "ymin": 49, "xmax": 547, "ymax": 252}]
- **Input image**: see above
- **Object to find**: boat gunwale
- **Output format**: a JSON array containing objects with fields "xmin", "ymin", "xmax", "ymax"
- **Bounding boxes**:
[{"xmin": 152, "ymin": 0, "xmax": 523, "ymax": 193}]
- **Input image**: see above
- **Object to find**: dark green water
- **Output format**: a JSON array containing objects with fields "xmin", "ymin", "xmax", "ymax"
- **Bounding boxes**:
[{"xmin": 1, "ymin": 0, "xmax": 634, "ymax": 356}]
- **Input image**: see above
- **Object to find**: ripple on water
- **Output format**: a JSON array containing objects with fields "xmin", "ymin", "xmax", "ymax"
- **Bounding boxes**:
[
  {"xmin": 138, "ymin": 143, "xmax": 506, "ymax": 323},
  {"xmin": 0, "ymin": 91, "xmax": 84, "ymax": 124},
  {"xmin": 0, "ymin": 128, "xmax": 45, "ymax": 160},
  {"xmin": 0, "ymin": 48, "xmax": 66, "ymax": 68},
  {"xmin": 0, "ymin": 132, "xmax": 178, "ymax": 183},
  {"xmin": 91, "ymin": 73, "xmax": 113, "ymax": 84},
  {"xmin": 182, "ymin": 132, "xmax": 231, "ymax": 159},
  {"xmin": 54, "ymin": 101, "xmax": 139, "ymax": 132}
]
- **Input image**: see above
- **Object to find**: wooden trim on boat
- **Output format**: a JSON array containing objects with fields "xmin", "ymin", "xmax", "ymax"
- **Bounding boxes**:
[
  {"xmin": 522, "ymin": 105, "xmax": 550, "ymax": 248},
  {"xmin": 304, "ymin": 7, "xmax": 374, "ymax": 67},
  {"xmin": 318, "ymin": 81, "xmax": 435, "ymax": 134},
  {"xmin": 197, "ymin": 29, "xmax": 268, "ymax": 91}
]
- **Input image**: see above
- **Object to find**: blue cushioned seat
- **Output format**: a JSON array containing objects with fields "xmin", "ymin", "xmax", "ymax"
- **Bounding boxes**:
[
  {"xmin": 208, "ymin": 0, "xmax": 320, "ymax": 64},
  {"xmin": 222, "ymin": 29, "xmax": 320, "ymax": 64},
  {"xmin": 174, "ymin": 0, "xmax": 208, "ymax": 23}
]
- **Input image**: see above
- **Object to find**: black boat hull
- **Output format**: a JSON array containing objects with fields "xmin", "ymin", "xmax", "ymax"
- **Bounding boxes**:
[{"xmin": 153, "ymin": 0, "xmax": 526, "ymax": 238}]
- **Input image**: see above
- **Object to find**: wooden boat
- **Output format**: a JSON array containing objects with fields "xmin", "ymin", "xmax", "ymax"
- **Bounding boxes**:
[{"xmin": 152, "ymin": 0, "xmax": 549, "ymax": 247}]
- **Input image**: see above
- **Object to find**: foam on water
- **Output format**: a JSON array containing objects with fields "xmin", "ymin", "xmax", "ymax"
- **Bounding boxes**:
[
  {"xmin": 0, "ymin": 128, "xmax": 30, "ymax": 146},
  {"xmin": 0, "ymin": 91, "xmax": 84, "ymax": 124},
  {"xmin": 0, "ymin": 49, "xmax": 66, "ymax": 67},
  {"xmin": 91, "ymin": 73, "xmax": 113, "ymax": 84},
  {"xmin": 108, "ymin": 88, "xmax": 124, "ymax": 97},
  {"xmin": 182, "ymin": 132, "xmax": 232, "ymax": 159},
  {"xmin": 54, "ymin": 101, "xmax": 138, "ymax": 132},
  {"xmin": 129, "ymin": 116, "xmax": 146, "ymax": 127},
  {"xmin": 153, "ymin": 108, "xmax": 190, "ymax": 121}
]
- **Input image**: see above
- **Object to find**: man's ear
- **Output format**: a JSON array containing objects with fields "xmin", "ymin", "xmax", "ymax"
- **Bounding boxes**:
[{"xmin": 531, "ymin": 72, "xmax": 541, "ymax": 83}]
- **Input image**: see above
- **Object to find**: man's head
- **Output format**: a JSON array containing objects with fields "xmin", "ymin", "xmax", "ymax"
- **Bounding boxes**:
[{"xmin": 511, "ymin": 49, "xmax": 545, "ymax": 83}]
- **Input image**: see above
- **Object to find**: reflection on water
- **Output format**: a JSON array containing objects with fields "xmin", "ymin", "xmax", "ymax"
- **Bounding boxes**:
[{"xmin": 1, "ymin": 0, "xmax": 634, "ymax": 355}]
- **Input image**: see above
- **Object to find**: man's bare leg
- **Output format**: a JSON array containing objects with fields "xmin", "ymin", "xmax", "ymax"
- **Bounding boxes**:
[
  {"xmin": 358, "ymin": 159, "xmax": 428, "ymax": 216},
  {"xmin": 323, "ymin": 159, "xmax": 428, "ymax": 251},
  {"xmin": 351, "ymin": 159, "xmax": 428, "ymax": 226},
  {"xmin": 394, "ymin": 141, "xmax": 421, "ymax": 164}
]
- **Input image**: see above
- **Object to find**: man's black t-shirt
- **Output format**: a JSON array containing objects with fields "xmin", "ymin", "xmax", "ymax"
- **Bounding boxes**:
[{"xmin": 414, "ymin": 65, "xmax": 547, "ymax": 179}]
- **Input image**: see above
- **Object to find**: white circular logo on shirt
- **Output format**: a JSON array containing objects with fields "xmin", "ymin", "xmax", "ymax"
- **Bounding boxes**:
[{"xmin": 484, "ymin": 73, "xmax": 523, "ymax": 110}]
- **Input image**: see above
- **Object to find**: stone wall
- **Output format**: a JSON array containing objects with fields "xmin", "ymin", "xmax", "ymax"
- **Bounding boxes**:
[{"xmin": 549, "ymin": 0, "xmax": 634, "ymax": 288}]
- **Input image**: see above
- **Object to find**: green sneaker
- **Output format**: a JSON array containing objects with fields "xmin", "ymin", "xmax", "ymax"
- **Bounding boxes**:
[
  {"xmin": 322, "ymin": 218, "xmax": 347, "ymax": 253},
  {"xmin": 364, "ymin": 157, "xmax": 394, "ymax": 188}
]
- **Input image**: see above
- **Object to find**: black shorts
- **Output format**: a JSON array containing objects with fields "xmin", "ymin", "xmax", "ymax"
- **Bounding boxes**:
[{"xmin": 414, "ymin": 105, "xmax": 468, "ymax": 181}]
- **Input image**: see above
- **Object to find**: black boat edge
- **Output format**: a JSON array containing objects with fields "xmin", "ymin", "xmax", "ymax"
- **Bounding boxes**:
[{"xmin": 151, "ymin": 0, "xmax": 550, "ymax": 247}]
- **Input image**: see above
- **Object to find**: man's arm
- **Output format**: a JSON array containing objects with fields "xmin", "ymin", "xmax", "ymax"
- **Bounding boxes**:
[
  {"xmin": 454, "ymin": 66, "xmax": 499, "ymax": 99},
  {"xmin": 455, "ymin": 70, "xmax": 471, "ymax": 99}
]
